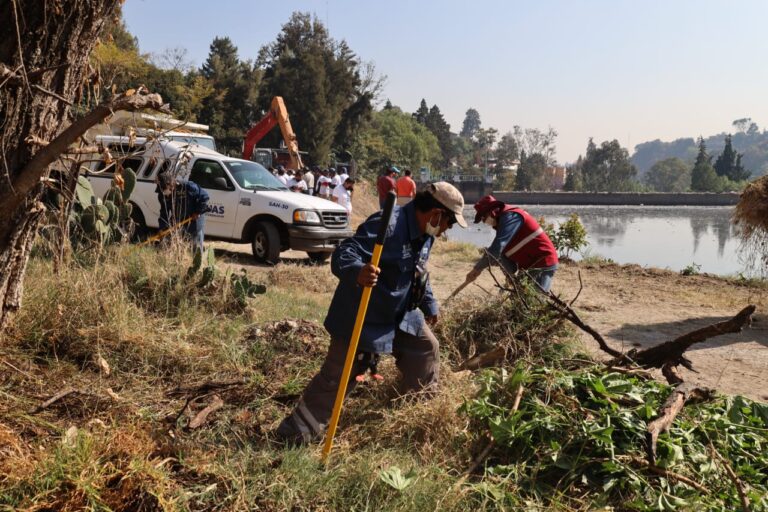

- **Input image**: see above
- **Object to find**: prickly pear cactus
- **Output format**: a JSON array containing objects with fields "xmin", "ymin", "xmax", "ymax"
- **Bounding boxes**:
[
  {"xmin": 70, "ymin": 170, "xmax": 138, "ymax": 249},
  {"xmin": 121, "ymin": 167, "xmax": 136, "ymax": 201}
]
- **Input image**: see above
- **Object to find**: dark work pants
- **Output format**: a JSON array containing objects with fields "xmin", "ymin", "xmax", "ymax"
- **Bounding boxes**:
[{"xmin": 276, "ymin": 324, "xmax": 440, "ymax": 443}]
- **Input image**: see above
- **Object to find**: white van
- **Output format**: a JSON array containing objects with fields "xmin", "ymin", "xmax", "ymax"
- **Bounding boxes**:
[{"xmin": 85, "ymin": 136, "xmax": 353, "ymax": 263}]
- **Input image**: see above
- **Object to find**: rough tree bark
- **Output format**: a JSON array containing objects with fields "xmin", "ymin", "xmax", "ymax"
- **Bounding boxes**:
[{"xmin": 0, "ymin": 0, "xmax": 119, "ymax": 333}]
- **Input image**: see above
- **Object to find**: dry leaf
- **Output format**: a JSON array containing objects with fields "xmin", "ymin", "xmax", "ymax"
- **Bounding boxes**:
[{"xmin": 96, "ymin": 355, "xmax": 110, "ymax": 377}]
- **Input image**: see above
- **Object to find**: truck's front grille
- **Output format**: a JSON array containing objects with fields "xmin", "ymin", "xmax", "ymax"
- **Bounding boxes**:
[{"xmin": 321, "ymin": 211, "xmax": 348, "ymax": 228}]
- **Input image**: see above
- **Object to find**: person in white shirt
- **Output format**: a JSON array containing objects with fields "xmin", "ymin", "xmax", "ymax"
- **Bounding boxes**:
[
  {"xmin": 275, "ymin": 165, "xmax": 289, "ymax": 186},
  {"xmin": 338, "ymin": 166, "xmax": 349, "ymax": 184},
  {"xmin": 329, "ymin": 169, "xmax": 341, "ymax": 188},
  {"xmin": 331, "ymin": 178, "xmax": 355, "ymax": 214},
  {"xmin": 288, "ymin": 169, "xmax": 308, "ymax": 193},
  {"xmin": 317, "ymin": 171, "xmax": 332, "ymax": 199},
  {"xmin": 302, "ymin": 167, "xmax": 315, "ymax": 195}
]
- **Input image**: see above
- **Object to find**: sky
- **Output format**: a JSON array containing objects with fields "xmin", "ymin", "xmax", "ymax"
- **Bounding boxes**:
[{"xmin": 123, "ymin": 0, "xmax": 768, "ymax": 164}]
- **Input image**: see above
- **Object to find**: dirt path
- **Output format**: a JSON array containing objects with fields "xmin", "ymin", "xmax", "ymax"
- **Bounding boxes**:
[{"xmin": 210, "ymin": 234, "xmax": 767, "ymax": 402}]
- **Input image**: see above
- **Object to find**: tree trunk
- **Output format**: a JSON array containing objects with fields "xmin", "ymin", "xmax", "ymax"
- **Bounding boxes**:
[{"xmin": 0, "ymin": 0, "xmax": 118, "ymax": 332}]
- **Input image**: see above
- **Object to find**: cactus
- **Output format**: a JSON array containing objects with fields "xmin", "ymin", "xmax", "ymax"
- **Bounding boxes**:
[
  {"xmin": 118, "ymin": 203, "xmax": 132, "ymax": 223},
  {"xmin": 121, "ymin": 167, "xmax": 136, "ymax": 201},
  {"xmin": 104, "ymin": 201, "xmax": 119, "ymax": 227},
  {"xmin": 76, "ymin": 176, "xmax": 95, "ymax": 207},
  {"xmin": 104, "ymin": 186, "xmax": 123, "ymax": 206}
]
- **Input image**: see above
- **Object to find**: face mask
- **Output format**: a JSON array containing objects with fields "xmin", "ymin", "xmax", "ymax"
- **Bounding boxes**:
[
  {"xmin": 425, "ymin": 211, "xmax": 441, "ymax": 236},
  {"xmin": 484, "ymin": 216, "xmax": 496, "ymax": 227}
]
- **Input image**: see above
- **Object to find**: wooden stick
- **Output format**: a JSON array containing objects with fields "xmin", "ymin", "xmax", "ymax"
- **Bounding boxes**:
[
  {"xmin": 188, "ymin": 395, "xmax": 225, "ymax": 430},
  {"xmin": 711, "ymin": 444, "xmax": 751, "ymax": 512},
  {"xmin": 646, "ymin": 384, "xmax": 711, "ymax": 464},
  {"xmin": 29, "ymin": 387, "xmax": 76, "ymax": 414},
  {"xmin": 629, "ymin": 457, "xmax": 710, "ymax": 494}
]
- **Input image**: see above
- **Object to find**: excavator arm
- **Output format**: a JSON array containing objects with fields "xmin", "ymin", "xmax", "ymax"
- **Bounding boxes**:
[{"xmin": 242, "ymin": 96, "xmax": 304, "ymax": 170}]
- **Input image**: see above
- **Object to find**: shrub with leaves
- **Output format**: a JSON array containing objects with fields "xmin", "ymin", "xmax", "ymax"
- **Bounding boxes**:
[
  {"xmin": 461, "ymin": 364, "xmax": 768, "ymax": 511},
  {"xmin": 540, "ymin": 213, "xmax": 588, "ymax": 260}
]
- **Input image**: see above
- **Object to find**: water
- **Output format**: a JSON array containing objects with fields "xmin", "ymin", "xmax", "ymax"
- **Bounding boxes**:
[{"xmin": 446, "ymin": 205, "xmax": 749, "ymax": 276}]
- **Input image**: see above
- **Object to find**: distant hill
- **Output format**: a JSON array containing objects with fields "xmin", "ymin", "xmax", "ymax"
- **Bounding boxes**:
[{"xmin": 631, "ymin": 130, "xmax": 768, "ymax": 177}]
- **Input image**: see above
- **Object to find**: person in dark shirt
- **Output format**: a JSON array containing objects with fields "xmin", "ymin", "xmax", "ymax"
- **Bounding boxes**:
[
  {"xmin": 275, "ymin": 182, "xmax": 467, "ymax": 445},
  {"xmin": 156, "ymin": 171, "xmax": 210, "ymax": 252}
]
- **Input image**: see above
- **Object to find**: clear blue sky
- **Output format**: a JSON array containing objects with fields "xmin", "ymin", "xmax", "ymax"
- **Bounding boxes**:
[{"xmin": 123, "ymin": 0, "xmax": 768, "ymax": 163}]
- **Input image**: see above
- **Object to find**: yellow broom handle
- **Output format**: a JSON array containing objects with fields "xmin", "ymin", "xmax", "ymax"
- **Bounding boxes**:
[
  {"xmin": 322, "ymin": 191, "xmax": 396, "ymax": 462},
  {"xmin": 138, "ymin": 214, "xmax": 197, "ymax": 247}
]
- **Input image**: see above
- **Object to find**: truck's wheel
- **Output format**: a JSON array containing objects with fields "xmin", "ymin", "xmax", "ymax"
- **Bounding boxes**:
[
  {"xmin": 252, "ymin": 221, "xmax": 281, "ymax": 264},
  {"xmin": 307, "ymin": 251, "xmax": 331, "ymax": 264}
]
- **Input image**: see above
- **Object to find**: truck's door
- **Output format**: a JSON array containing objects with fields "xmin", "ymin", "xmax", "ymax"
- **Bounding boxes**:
[{"xmin": 188, "ymin": 158, "xmax": 238, "ymax": 239}]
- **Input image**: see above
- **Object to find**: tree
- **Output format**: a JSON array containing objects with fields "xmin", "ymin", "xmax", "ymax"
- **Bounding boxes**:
[
  {"xmin": 0, "ymin": 0, "xmax": 148, "ymax": 331},
  {"xmin": 424, "ymin": 104, "xmax": 453, "ymax": 166},
  {"xmin": 413, "ymin": 99, "xmax": 429, "ymax": 125},
  {"xmin": 691, "ymin": 138, "xmax": 721, "ymax": 192},
  {"xmin": 460, "ymin": 108, "xmax": 481, "ymax": 139},
  {"xmin": 257, "ymin": 12, "xmax": 371, "ymax": 165},
  {"xmin": 495, "ymin": 132, "xmax": 520, "ymax": 166},
  {"xmin": 513, "ymin": 126, "xmax": 558, "ymax": 165},
  {"xmin": 714, "ymin": 135, "xmax": 751, "ymax": 181},
  {"xmin": 515, "ymin": 151, "xmax": 547, "ymax": 190},
  {"xmin": 199, "ymin": 37, "xmax": 261, "ymax": 155},
  {"xmin": 564, "ymin": 158, "xmax": 583, "ymax": 191},
  {"xmin": 580, "ymin": 139, "xmax": 638, "ymax": 192},
  {"xmin": 644, "ymin": 157, "xmax": 691, "ymax": 192},
  {"xmin": 352, "ymin": 107, "xmax": 441, "ymax": 176}
]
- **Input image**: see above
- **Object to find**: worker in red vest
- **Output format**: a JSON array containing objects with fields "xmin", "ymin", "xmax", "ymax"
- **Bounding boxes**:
[{"xmin": 465, "ymin": 195, "xmax": 558, "ymax": 292}]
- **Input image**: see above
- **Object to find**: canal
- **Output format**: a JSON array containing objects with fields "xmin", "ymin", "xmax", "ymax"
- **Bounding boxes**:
[{"xmin": 446, "ymin": 205, "xmax": 750, "ymax": 277}]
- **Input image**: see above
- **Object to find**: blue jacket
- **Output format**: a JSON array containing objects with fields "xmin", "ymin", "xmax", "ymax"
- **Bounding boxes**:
[
  {"xmin": 157, "ymin": 180, "xmax": 209, "ymax": 233},
  {"xmin": 324, "ymin": 201, "xmax": 438, "ymax": 353}
]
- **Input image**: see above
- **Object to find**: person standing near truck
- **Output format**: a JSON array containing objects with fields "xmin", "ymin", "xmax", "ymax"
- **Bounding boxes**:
[
  {"xmin": 317, "ymin": 170, "xmax": 332, "ymax": 199},
  {"xmin": 331, "ymin": 178, "xmax": 355, "ymax": 214},
  {"xmin": 156, "ymin": 171, "xmax": 210, "ymax": 253}
]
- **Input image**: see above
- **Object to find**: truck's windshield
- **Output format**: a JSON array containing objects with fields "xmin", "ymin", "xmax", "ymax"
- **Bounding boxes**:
[
  {"xmin": 167, "ymin": 135, "xmax": 217, "ymax": 151},
  {"xmin": 223, "ymin": 160, "xmax": 288, "ymax": 191}
]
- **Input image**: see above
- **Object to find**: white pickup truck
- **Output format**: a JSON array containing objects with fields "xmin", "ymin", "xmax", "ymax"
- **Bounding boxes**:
[{"xmin": 85, "ymin": 136, "xmax": 353, "ymax": 263}]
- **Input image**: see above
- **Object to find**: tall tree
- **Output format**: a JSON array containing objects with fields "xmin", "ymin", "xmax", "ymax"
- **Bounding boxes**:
[
  {"xmin": 413, "ymin": 99, "xmax": 429, "ymax": 125},
  {"xmin": 690, "ymin": 137, "xmax": 720, "ymax": 192},
  {"xmin": 425, "ymin": 104, "xmax": 453, "ymax": 166},
  {"xmin": 714, "ymin": 134, "xmax": 750, "ymax": 181},
  {"xmin": 258, "ymin": 12, "xmax": 370, "ymax": 165},
  {"xmin": 564, "ymin": 157, "xmax": 583, "ymax": 191},
  {"xmin": 580, "ymin": 139, "xmax": 637, "ymax": 192},
  {"xmin": 199, "ymin": 37, "xmax": 261, "ymax": 155},
  {"xmin": 0, "ymin": 0, "xmax": 156, "ymax": 331},
  {"xmin": 644, "ymin": 157, "xmax": 691, "ymax": 192},
  {"xmin": 514, "ymin": 151, "xmax": 546, "ymax": 190},
  {"xmin": 460, "ymin": 108, "xmax": 481, "ymax": 139}
]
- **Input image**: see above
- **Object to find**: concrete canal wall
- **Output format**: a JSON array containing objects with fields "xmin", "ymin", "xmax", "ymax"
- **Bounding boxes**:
[{"xmin": 489, "ymin": 191, "xmax": 740, "ymax": 206}]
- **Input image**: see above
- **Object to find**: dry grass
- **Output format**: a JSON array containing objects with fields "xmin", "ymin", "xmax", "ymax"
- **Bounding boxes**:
[{"xmin": 0, "ymin": 233, "xmax": 576, "ymax": 511}]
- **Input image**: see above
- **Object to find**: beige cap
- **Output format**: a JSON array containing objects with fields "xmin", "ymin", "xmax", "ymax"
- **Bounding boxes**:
[{"xmin": 427, "ymin": 182, "xmax": 467, "ymax": 228}]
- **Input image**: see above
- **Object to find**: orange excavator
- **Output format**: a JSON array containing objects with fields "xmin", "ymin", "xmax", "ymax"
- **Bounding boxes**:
[{"xmin": 242, "ymin": 96, "xmax": 304, "ymax": 170}]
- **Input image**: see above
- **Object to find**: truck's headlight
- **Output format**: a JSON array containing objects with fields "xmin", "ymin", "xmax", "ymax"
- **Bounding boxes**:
[{"xmin": 293, "ymin": 209, "xmax": 321, "ymax": 224}]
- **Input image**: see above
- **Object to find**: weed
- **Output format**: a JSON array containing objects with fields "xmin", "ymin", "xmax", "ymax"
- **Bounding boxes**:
[{"xmin": 680, "ymin": 262, "xmax": 701, "ymax": 276}]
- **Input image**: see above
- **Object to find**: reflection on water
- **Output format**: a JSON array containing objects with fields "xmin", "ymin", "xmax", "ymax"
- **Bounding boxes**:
[{"xmin": 447, "ymin": 205, "xmax": 747, "ymax": 276}]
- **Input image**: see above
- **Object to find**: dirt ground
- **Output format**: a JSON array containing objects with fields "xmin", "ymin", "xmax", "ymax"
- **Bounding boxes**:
[{"xmin": 212, "ymin": 237, "xmax": 767, "ymax": 402}]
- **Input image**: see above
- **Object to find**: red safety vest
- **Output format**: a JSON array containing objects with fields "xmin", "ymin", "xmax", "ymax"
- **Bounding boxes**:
[{"xmin": 498, "ymin": 206, "xmax": 558, "ymax": 269}]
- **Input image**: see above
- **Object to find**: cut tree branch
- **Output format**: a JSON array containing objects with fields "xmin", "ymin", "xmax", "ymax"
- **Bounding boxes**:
[
  {"xmin": 622, "ymin": 305, "xmax": 756, "ymax": 370},
  {"xmin": 0, "ymin": 88, "xmax": 168, "ymax": 224},
  {"xmin": 646, "ymin": 383, "xmax": 712, "ymax": 464}
]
